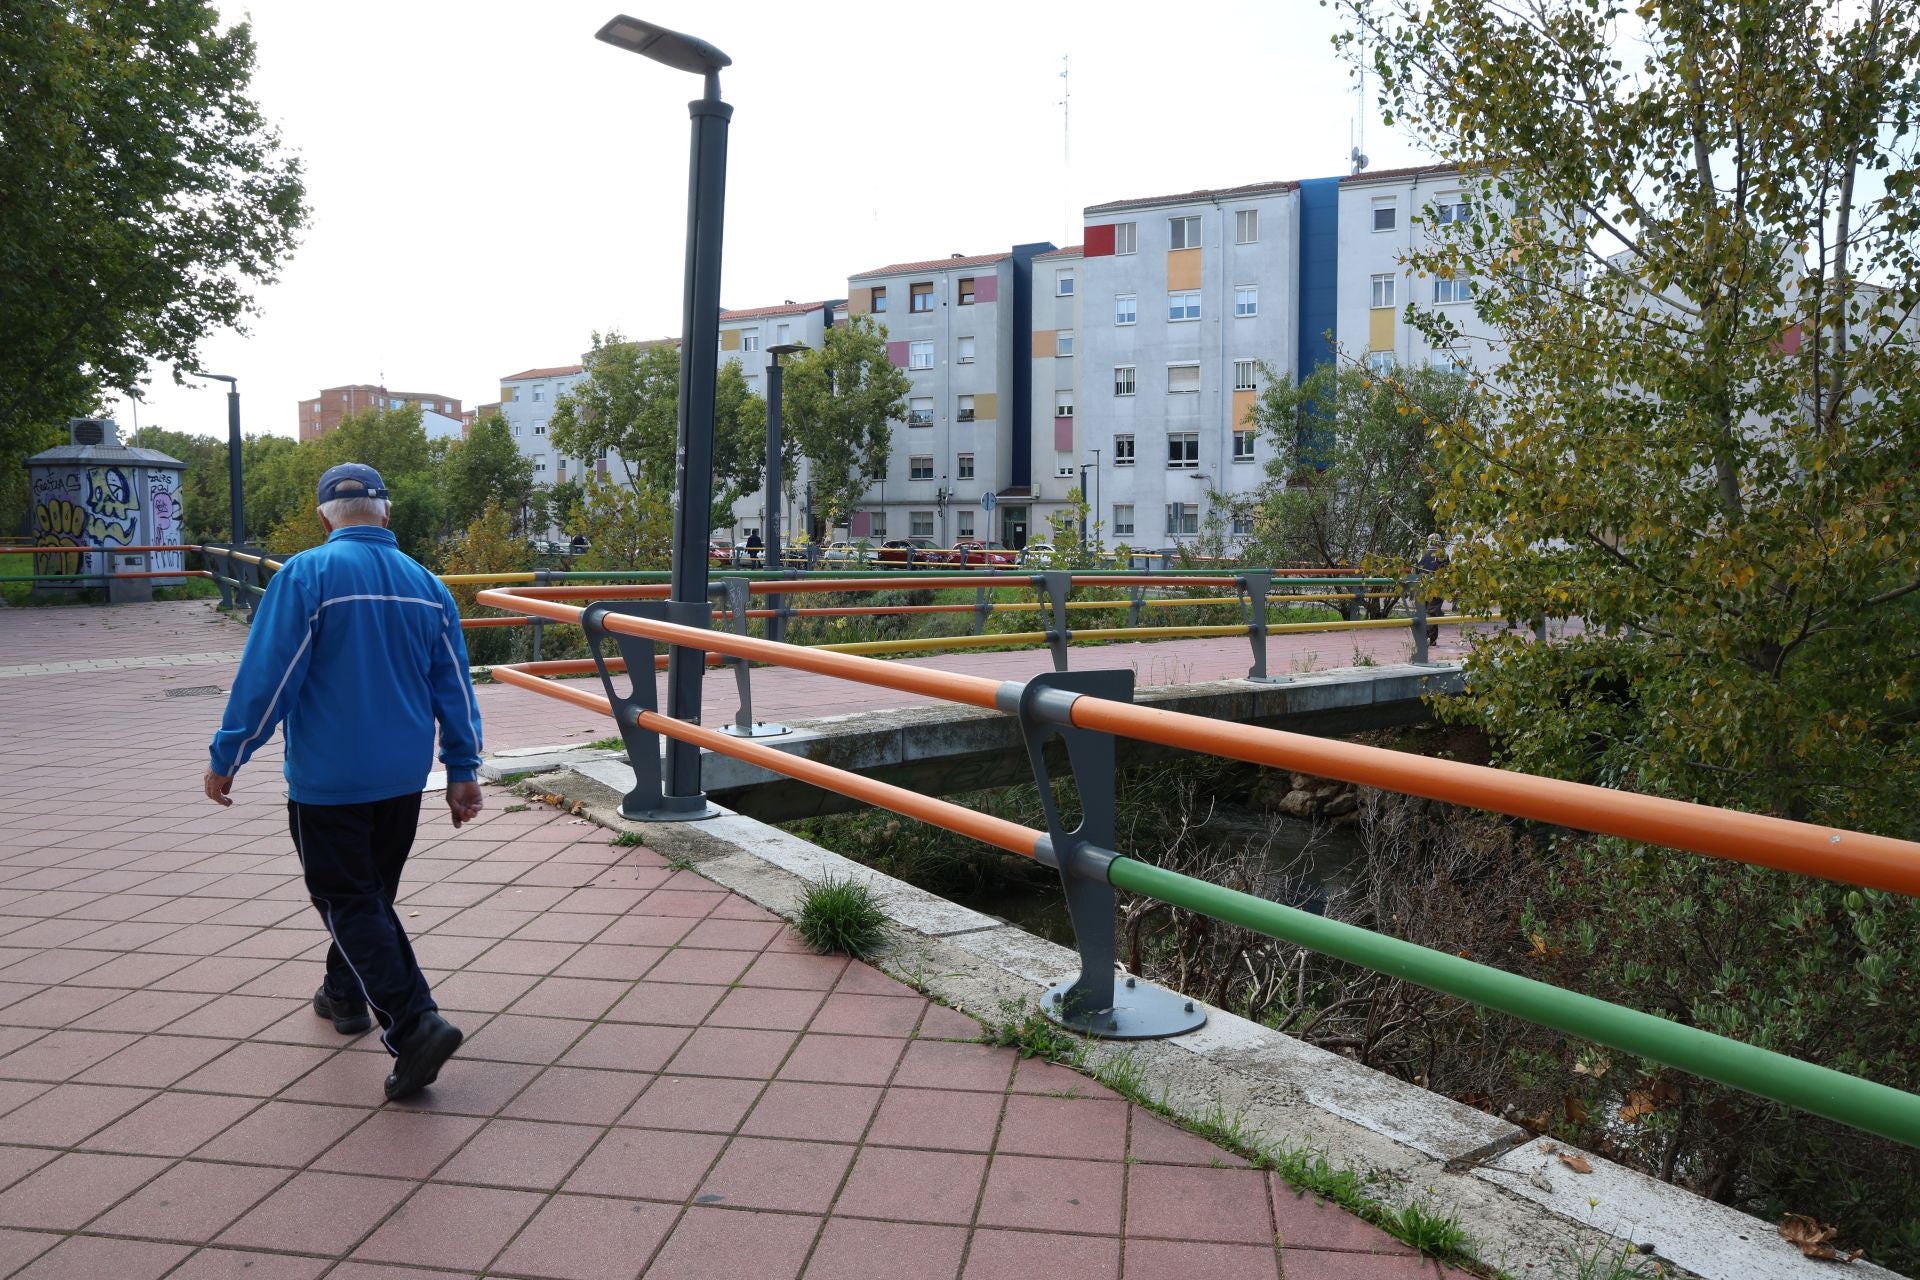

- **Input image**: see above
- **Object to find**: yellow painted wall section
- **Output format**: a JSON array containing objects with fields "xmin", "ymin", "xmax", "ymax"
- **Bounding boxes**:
[
  {"xmin": 720, "ymin": 329, "xmax": 741, "ymax": 352},
  {"xmin": 1369, "ymin": 308, "xmax": 1395, "ymax": 352},
  {"xmin": 1232, "ymin": 389, "xmax": 1259, "ymax": 428},
  {"xmin": 1166, "ymin": 248, "xmax": 1202, "ymax": 291},
  {"xmin": 973, "ymin": 393, "xmax": 998, "ymax": 421},
  {"xmin": 847, "ymin": 287, "xmax": 871, "ymax": 316},
  {"xmin": 1031, "ymin": 329, "xmax": 1056, "ymax": 358},
  {"xmin": 499, "ymin": 387, "xmax": 514, "ymax": 403}
]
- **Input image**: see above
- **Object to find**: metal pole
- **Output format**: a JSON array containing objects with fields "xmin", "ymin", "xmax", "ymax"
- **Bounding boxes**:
[
  {"xmin": 227, "ymin": 387, "xmax": 245, "ymax": 545},
  {"xmin": 765, "ymin": 356, "xmax": 783, "ymax": 585},
  {"xmin": 662, "ymin": 69, "xmax": 732, "ymax": 811}
]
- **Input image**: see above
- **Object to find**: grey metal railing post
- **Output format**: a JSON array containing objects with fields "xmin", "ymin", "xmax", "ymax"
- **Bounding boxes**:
[
  {"xmin": 1036, "ymin": 570, "xmax": 1073, "ymax": 672},
  {"xmin": 719, "ymin": 576, "xmax": 787, "ymax": 738},
  {"xmin": 1128, "ymin": 586, "xmax": 1145, "ymax": 628},
  {"xmin": 582, "ymin": 599, "xmax": 718, "ymax": 821},
  {"xmin": 206, "ymin": 545, "xmax": 235, "ymax": 610},
  {"xmin": 1534, "ymin": 616, "xmax": 1548, "ymax": 643},
  {"xmin": 973, "ymin": 586, "xmax": 991, "ymax": 635},
  {"xmin": 1240, "ymin": 572, "xmax": 1286, "ymax": 683},
  {"xmin": 531, "ymin": 616, "xmax": 545, "ymax": 663},
  {"xmin": 1014, "ymin": 669, "xmax": 1206, "ymax": 1039},
  {"xmin": 1412, "ymin": 589, "xmax": 1432, "ymax": 665}
]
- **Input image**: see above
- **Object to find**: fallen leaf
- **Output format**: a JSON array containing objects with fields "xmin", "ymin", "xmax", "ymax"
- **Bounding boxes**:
[
  {"xmin": 1527, "ymin": 1171, "xmax": 1554, "ymax": 1193},
  {"xmin": 1557, "ymin": 1152, "xmax": 1593, "ymax": 1174},
  {"xmin": 1564, "ymin": 1095, "xmax": 1589, "ymax": 1125},
  {"xmin": 1620, "ymin": 1088, "xmax": 1659, "ymax": 1124},
  {"xmin": 1779, "ymin": 1213, "xmax": 1863, "ymax": 1262}
]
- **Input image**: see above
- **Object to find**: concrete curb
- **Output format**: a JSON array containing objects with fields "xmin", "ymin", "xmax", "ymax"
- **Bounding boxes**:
[{"xmin": 496, "ymin": 762, "xmax": 1899, "ymax": 1280}]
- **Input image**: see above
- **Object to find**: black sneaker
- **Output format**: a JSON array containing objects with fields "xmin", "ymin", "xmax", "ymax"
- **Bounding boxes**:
[
  {"xmin": 383, "ymin": 1011, "xmax": 463, "ymax": 1101},
  {"xmin": 313, "ymin": 984, "xmax": 373, "ymax": 1035}
]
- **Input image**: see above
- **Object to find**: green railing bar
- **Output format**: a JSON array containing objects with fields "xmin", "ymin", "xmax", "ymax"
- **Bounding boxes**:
[{"xmin": 1106, "ymin": 856, "xmax": 1920, "ymax": 1148}]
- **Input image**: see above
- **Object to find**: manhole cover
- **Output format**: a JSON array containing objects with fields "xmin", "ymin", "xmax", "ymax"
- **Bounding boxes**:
[{"xmin": 164, "ymin": 685, "xmax": 225, "ymax": 698}]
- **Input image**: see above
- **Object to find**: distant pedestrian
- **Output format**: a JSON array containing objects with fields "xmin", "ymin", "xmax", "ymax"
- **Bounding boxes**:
[
  {"xmin": 745, "ymin": 530, "xmax": 764, "ymax": 567},
  {"xmin": 1418, "ymin": 533, "xmax": 1449, "ymax": 646},
  {"xmin": 204, "ymin": 463, "xmax": 479, "ymax": 1100}
]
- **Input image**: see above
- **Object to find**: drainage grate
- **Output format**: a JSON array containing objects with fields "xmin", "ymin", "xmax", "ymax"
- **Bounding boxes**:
[{"xmin": 164, "ymin": 685, "xmax": 225, "ymax": 698}]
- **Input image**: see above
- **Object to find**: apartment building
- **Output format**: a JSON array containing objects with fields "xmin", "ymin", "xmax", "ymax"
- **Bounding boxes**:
[
  {"xmin": 1075, "ymin": 181, "xmax": 1305, "ymax": 551},
  {"xmin": 1028, "ymin": 245, "xmax": 1083, "ymax": 540},
  {"xmin": 297, "ymin": 385, "xmax": 463, "ymax": 442},
  {"xmin": 1337, "ymin": 163, "xmax": 1495, "ymax": 375},
  {"xmin": 717, "ymin": 300, "xmax": 842, "ymax": 542},
  {"xmin": 839, "ymin": 244, "xmax": 1055, "ymax": 548},
  {"xmin": 497, "ymin": 364, "xmax": 589, "ymax": 488}
]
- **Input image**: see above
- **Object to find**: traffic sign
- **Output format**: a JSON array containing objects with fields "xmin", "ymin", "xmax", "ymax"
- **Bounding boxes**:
[{"xmin": 980, "ymin": 492, "xmax": 997, "ymax": 512}]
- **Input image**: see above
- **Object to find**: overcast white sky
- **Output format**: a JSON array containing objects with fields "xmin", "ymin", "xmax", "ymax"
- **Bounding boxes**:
[{"xmin": 112, "ymin": 0, "xmax": 1426, "ymax": 441}]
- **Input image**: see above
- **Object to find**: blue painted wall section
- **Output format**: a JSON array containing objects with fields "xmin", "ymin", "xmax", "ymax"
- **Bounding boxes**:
[
  {"xmin": 1007, "ymin": 241, "xmax": 1055, "ymax": 490},
  {"xmin": 1295, "ymin": 177, "xmax": 1341, "ymax": 383}
]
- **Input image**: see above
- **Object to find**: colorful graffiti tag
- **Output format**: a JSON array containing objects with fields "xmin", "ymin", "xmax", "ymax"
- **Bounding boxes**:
[
  {"xmin": 146, "ymin": 470, "xmax": 183, "ymax": 572},
  {"xmin": 27, "ymin": 463, "xmax": 182, "ymax": 581}
]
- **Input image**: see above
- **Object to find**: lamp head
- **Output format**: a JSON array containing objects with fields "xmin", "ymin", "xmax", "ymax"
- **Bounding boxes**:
[{"xmin": 595, "ymin": 15, "xmax": 731, "ymax": 75}]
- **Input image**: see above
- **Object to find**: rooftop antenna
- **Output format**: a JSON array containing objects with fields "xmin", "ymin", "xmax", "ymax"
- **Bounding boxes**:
[
  {"xmin": 1059, "ymin": 54, "xmax": 1071, "ymax": 242},
  {"xmin": 1349, "ymin": 63, "xmax": 1370, "ymax": 174}
]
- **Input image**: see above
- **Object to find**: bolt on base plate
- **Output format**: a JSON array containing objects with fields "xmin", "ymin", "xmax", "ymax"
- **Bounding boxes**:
[
  {"xmin": 1042, "ymin": 976, "xmax": 1208, "ymax": 1040},
  {"xmin": 721, "ymin": 721, "xmax": 791, "ymax": 738}
]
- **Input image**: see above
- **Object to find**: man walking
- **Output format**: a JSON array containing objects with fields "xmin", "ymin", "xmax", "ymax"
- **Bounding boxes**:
[
  {"xmin": 1418, "ymin": 532, "xmax": 1450, "ymax": 647},
  {"xmin": 204, "ymin": 463, "xmax": 482, "ymax": 1100}
]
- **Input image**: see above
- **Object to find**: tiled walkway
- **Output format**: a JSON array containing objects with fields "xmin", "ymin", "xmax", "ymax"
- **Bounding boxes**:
[{"xmin": 0, "ymin": 602, "xmax": 1461, "ymax": 1278}]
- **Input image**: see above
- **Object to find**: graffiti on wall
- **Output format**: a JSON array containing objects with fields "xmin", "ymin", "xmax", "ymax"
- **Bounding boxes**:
[
  {"xmin": 83, "ymin": 467, "xmax": 139, "ymax": 543},
  {"xmin": 30, "ymin": 471, "xmax": 87, "ymax": 576},
  {"xmin": 147, "ymin": 470, "xmax": 183, "ymax": 572}
]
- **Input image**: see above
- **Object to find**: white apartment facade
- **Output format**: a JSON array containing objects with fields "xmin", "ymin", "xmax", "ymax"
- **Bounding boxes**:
[
  {"xmin": 1075, "ymin": 181, "xmax": 1304, "ymax": 552},
  {"xmin": 717, "ymin": 299, "xmax": 840, "ymax": 544},
  {"xmin": 1027, "ymin": 245, "xmax": 1083, "ymax": 541}
]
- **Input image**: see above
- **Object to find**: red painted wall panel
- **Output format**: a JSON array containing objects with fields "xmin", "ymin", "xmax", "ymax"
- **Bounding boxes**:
[
  {"xmin": 1084, "ymin": 224, "xmax": 1115, "ymax": 257},
  {"xmin": 886, "ymin": 341, "xmax": 909, "ymax": 367},
  {"xmin": 973, "ymin": 275, "xmax": 999, "ymax": 304}
]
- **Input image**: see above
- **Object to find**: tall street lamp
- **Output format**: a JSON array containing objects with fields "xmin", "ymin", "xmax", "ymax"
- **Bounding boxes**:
[
  {"xmin": 187, "ymin": 371, "xmax": 244, "ymax": 546},
  {"xmin": 1081, "ymin": 448, "xmax": 1101, "ymax": 553},
  {"xmin": 763, "ymin": 343, "xmax": 806, "ymax": 582},
  {"xmin": 597, "ymin": 14, "xmax": 732, "ymax": 816}
]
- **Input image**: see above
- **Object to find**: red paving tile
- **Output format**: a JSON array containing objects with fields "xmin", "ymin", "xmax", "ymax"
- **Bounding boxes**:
[{"xmin": 0, "ymin": 602, "xmax": 1452, "ymax": 1280}]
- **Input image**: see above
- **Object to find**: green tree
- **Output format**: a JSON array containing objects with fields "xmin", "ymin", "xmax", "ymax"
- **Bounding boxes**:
[
  {"xmin": 442, "ymin": 500, "xmax": 532, "ymax": 665},
  {"xmin": 782, "ymin": 316, "xmax": 912, "ymax": 532},
  {"xmin": 567, "ymin": 474, "xmax": 672, "ymax": 571},
  {"xmin": 258, "ymin": 406, "xmax": 441, "ymax": 560},
  {"xmin": 1245, "ymin": 360, "xmax": 1470, "ymax": 609},
  {"xmin": 441, "ymin": 414, "xmax": 534, "ymax": 534},
  {"xmin": 0, "ymin": 0, "xmax": 306, "ymax": 452},
  {"xmin": 549, "ymin": 334, "xmax": 765, "ymax": 526},
  {"xmin": 1341, "ymin": 0, "xmax": 1920, "ymax": 1256}
]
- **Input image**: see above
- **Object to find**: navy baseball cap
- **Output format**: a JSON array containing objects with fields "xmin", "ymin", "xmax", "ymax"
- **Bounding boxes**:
[{"xmin": 316, "ymin": 463, "xmax": 389, "ymax": 504}]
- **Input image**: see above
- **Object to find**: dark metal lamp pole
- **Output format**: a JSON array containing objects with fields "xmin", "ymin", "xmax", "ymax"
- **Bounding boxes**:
[
  {"xmin": 188, "ymin": 371, "xmax": 243, "ymax": 545},
  {"xmin": 597, "ymin": 14, "xmax": 733, "ymax": 816}
]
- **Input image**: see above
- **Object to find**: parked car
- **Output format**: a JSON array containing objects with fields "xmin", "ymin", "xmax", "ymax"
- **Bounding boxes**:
[
  {"xmin": 876, "ymin": 538, "xmax": 948, "ymax": 567},
  {"xmin": 823, "ymin": 541, "xmax": 874, "ymax": 567},
  {"xmin": 1019, "ymin": 542, "xmax": 1059, "ymax": 567},
  {"xmin": 951, "ymin": 539, "xmax": 1018, "ymax": 567}
]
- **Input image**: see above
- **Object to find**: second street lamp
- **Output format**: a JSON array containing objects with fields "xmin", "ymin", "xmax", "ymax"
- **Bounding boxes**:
[
  {"xmin": 187, "ymin": 371, "xmax": 244, "ymax": 546},
  {"xmin": 763, "ymin": 342, "xmax": 807, "ymax": 601},
  {"xmin": 597, "ymin": 14, "xmax": 732, "ymax": 818}
]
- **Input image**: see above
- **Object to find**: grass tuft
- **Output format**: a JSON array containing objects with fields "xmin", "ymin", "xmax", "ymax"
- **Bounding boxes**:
[
  {"xmin": 588, "ymin": 735, "xmax": 625, "ymax": 751},
  {"xmin": 1555, "ymin": 1244, "xmax": 1668, "ymax": 1280},
  {"xmin": 982, "ymin": 998, "xmax": 1083, "ymax": 1061},
  {"xmin": 608, "ymin": 831, "xmax": 646, "ymax": 847},
  {"xmin": 795, "ymin": 877, "xmax": 890, "ymax": 960}
]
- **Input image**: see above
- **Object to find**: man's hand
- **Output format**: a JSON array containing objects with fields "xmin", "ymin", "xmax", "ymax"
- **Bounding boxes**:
[
  {"xmin": 203, "ymin": 771, "xmax": 234, "ymax": 807},
  {"xmin": 446, "ymin": 781, "xmax": 484, "ymax": 829}
]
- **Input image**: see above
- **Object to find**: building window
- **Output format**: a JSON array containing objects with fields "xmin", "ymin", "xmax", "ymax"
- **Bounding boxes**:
[
  {"xmin": 1056, "ymin": 457, "xmax": 1077, "ymax": 478},
  {"xmin": 870, "ymin": 511, "xmax": 887, "ymax": 538},
  {"xmin": 1234, "ymin": 286, "xmax": 1258, "ymax": 317},
  {"xmin": 534, "ymin": 420, "xmax": 547, "ymax": 435},
  {"xmin": 908, "ymin": 397, "xmax": 934, "ymax": 426},
  {"xmin": 533, "ymin": 459, "xmax": 547, "ymax": 473},
  {"xmin": 776, "ymin": 323, "xmax": 790, "ymax": 343},
  {"xmin": 1233, "ymin": 430, "xmax": 1256, "ymax": 462},
  {"xmin": 1114, "ymin": 221, "xmax": 1137, "ymax": 255},
  {"xmin": 1432, "ymin": 194, "xmax": 1473, "ymax": 225},
  {"xmin": 1114, "ymin": 434, "xmax": 1136, "ymax": 466},
  {"xmin": 1167, "ymin": 364, "xmax": 1201, "ymax": 395},
  {"xmin": 1168, "ymin": 291, "xmax": 1201, "ymax": 322},
  {"xmin": 1365, "ymin": 351, "xmax": 1395, "ymax": 374},
  {"xmin": 957, "ymin": 510, "xmax": 974, "ymax": 537},
  {"xmin": 1434, "ymin": 276, "xmax": 1472, "ymax": 305},
  {"xmin": 1166, "ymin": 502, "xmax": 1200, "ymax": 535},
  {"xmin": 1370, "ymin": 274, "xmax": 1396, "ymax": 309},
  {"xmin": 1114, "ymin": 366, "xmax": 1136, "ymax": 396},
  {"xmin": 511, "ymin": 423, "xmax": 521, "ymax": 437},
  {"xmin": 957, "ymin": 394, "xmax": 975, "ymax": 422},
  {"xmin": 1056, "ymin": 330, "xmax": 1074, "ymax": 357},
  {"xmin": 911, "ymin": 511, "xmax": 934, "ymax": 538},
  {"xmin": 957, "ymin": 336, "xmax": 975, "ymax": 364},
  {"xmin": 909, "ymin": 340, "xmax": 933, "ymax": 369},
  {"xmin": 1169, "ymin": 215, "xmax": 1201, "ymax": 249},
  {"xmin": 1235, "ymin": 209, "xmax": 1259, "ymax": 244},
  {"xmin": 910, "ymin": 282, "xmax": 934, "ymax": 313},
  {"xmin": 532, "ymin": 386, "xmax": 545, "ymax": 402},
  {"xmin": 1056, "ymin": 270, "xmax": 1075, "ymax": 296},
  {"xmin": 1372, "ymin": 198, "xmax": 1396, "ymax": 232},
  {"xmin": 1115, "ymin": 294, "xmax": 1137, "ymax": 325},
  {"xmin": 1113, "ymin": 504, "xmax": 1135, "ymax": 536},
  {"xmin": 1232, "ymin": 510, "xmax": 1255, "ymax": 536},
  {"xmin": 1167, "ymin": 432, "xmax": 1199, "ymax": 468},
  {"xmin": 743, "ymin": 331, "xmax": 761, "ymax": 351},
  {"xmin": 1233, "ymin": 359, "xmax": 1257, "ymax": 391},
  {"xmin": 909, "ymin": 456, "xmax": 935, "ymax": 480},
  {"xmin": 957, "ymin": 277, "xmax": 975, "ymax": 305},
  {"xmin": 871, "ymin": 286, "xmax": 888, "ymax": 313},
  {"xmin": 1055, "ymin": 391, "xmax": 1074, "ymax": 418},
  {"xmin": 957, "ymin": 453, "xmax": 975, "ymax": 479},
  {"xmin": 1432, "ymin": 346, "xmax": 1470, "ymax": 374}
]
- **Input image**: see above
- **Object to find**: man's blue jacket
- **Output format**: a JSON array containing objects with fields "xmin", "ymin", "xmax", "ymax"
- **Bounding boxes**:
[{"xmin": 208, "ymin": 526, "xmax": 484, "ymax": 804}]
